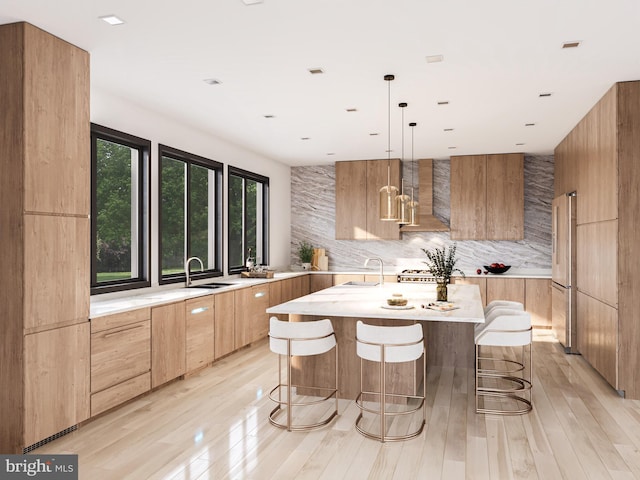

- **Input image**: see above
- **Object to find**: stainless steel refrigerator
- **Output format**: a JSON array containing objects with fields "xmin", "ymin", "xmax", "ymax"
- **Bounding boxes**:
[{"xmin": 551, "ymin": 192, "xmax": 578, "ymax": 353}]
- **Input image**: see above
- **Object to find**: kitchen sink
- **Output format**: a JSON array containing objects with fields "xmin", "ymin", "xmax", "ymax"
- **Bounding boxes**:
[
  {"xmin": 341, "ymin": 281, "xmax": 379, "ymax": 286},
  {"xmin": 187, "ymin": 282, "xmax": 234, "ymax": 289}
]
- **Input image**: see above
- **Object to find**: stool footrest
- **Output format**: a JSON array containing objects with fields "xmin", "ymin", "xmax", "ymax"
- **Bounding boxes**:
[
  {"xmin": 268, "ymin": 384, "xmax": 337, "ymax": 407},
  {"xmin": 475, "ymin": 391, "xmax": 532, "ymax": 415},
  {"xmin": 355, "ymin": 391, "xmax": 425, "ymax": 417}
]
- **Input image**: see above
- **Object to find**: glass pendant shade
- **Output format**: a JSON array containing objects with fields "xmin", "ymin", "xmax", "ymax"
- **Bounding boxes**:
[
  {"xmin": 379, "ymin": 183, "xmax": 399, "ymax": 221},
  {"xmin": 408, "ymin": 190, "xmax": 420, "ymax": 226},
  {"xmin": 396, "ymin": 180, "xmax": 410, "ymax": 224}
]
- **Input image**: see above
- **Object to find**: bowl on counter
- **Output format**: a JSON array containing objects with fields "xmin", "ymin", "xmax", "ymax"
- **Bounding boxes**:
[{"xmin": 484, "ymin": 264, "xmax": 511, "ymax": 274}]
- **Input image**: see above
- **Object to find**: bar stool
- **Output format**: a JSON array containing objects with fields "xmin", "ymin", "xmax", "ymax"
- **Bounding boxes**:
[
  {"xmin": 355, "ymin": 321, "xmax": 426, "ymax": 442},
  {"xmin": 268, "ymin": 317, "xmax": 338, "ymax": 431},
  {"xmin": 475, "ymin": 309, "xmax": 532, "ymax": 415},
  {"xmin": 484, "ymin": 300, "xmax": 524, "ymax": 316}
]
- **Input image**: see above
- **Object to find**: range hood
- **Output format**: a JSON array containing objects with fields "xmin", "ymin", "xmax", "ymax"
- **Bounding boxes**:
[{"xmin": 400, "ymin": 159, "xmax": 449, "ymax": 232}]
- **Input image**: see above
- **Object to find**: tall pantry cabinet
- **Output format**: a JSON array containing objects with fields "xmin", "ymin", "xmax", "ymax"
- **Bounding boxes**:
[
  {"xmin": 554, "ymin": 81, "xmax": 640, "ymax": 399},
  {"xmin": 0, "ymin": 22, "xmax": 90, "ymax": 452}
]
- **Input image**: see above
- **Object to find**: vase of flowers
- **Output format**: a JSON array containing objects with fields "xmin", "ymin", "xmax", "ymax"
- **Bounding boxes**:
[{"xmin": 422, "ymin": 243, "xmax": 464, "ymax": 302}]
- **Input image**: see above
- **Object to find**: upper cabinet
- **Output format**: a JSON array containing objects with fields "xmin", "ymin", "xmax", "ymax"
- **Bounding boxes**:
[
  {"xmin": 335, "ymin": 159, "xmax": 401, "ymax": 240},
  {"xmin": 450, "ymin": 153, "xmax": 524, "ymax": 240}
]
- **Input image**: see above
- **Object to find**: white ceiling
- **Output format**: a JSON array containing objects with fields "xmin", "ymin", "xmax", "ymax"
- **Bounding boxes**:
[{"xmin": 2, "ymin": 0, "xmax": 640, "ymax": 166}]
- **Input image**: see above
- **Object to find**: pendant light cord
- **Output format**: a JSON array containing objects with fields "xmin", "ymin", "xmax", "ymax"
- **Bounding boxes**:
[{"xmin": 387, "ymin": 76, "xmax": 391, "ymax": 186}]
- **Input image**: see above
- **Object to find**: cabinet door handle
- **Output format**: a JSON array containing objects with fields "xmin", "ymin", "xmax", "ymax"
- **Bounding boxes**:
[
  {"xmin": 103, "ymin": 324, "xmax": 144, "ymax": 338},
  {"xmin": 255, "ymin": 291, "xmax": 266, "ymax": 298},
  {"xmin": 190, "ymin": 306, "xmax": 210, "ymax": 315}
]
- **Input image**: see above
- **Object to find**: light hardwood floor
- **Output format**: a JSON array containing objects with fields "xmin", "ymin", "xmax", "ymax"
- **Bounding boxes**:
[{"xmin": 35, "ymin": 330, "xmax": 640, "ymax": 479}]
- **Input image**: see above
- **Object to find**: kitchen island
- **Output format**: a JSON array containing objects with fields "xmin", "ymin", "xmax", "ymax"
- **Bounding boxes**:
[{"xmin": 267, "ymin": 283, "xmax": 484, "ymax": 399}]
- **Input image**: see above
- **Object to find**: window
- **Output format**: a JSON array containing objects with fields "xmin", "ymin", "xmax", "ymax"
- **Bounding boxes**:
[
  {"xmin": 91, "ymin": 124, "xmax": 150, "ymax": 294},
  {"xmin": 228, "ymin": 167, "xmax": 269, "ymax": 273},
  {"xmin": 159, "ymin": 144, "xmax": 223, "ymax": 284}
]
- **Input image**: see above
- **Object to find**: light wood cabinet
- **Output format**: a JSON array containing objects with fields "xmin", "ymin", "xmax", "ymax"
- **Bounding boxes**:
[
  {"xmin": 24, "ymin": 323, "xmax": 90, "ymax": 447},
  {"xmin": 525, "ymin": 279, "xmax": 552, "ymax": 328},
  {"xmin": 214, "ymin": 291, "xmax": 235, "ymax": 360},
  {"xmin": 234, "ymin": 285, "xmax": 270, "ymax": 349},
  {"xmin": 335, "ymin": 159, "xmax": 401, "ymax": 240},
  {"xmin": 486, "ymin": 277, "xmax": 525, "ymax": 305},
  {"xmin": 90, "ymin": 309, "xmax": 151, "ymax": 416},
  {"xmin": 151, "ymin": 302, "xmax": 186, "ymax": 388},
  {"xmin": 310, "ymin": 274, "xmax": 333, "ymax": 293},
  {"xmin": 185, "ymin": 296, "xmax": 215, "ymax": 372},
  {"xmin": 450, "ymin": 153, "xmax": 524, "ymax": 240},
  {"xmin": 0, "ymin": 22, "xmax": 90, "ymax": 453},
  {"xmin": 555, "ymin": 81, "xmax": 640, "ymax": 397}
]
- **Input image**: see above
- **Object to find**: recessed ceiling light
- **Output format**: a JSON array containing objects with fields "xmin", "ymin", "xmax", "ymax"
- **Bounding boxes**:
[
  {"xmin": 539, "ymin": 92, "xmax": 552, "ymax": 97},
  {"xmin": 203, "ymin": 78, "xmax": 221, "ymax": 85},
  {"xmin": 437, "ymin": 101, "xmax": 449, "ymax": 105},
  {"xmin": 562, "ymin": 41, "xmax": 581, "ymax": 49},
  {"xmin": 516, "ymin": 143, "xmax": 526, "ymax": 146},
  {"xmin": 99, "ymin": 15, "xmax": 125, "ymax": 26},
  {"xmin": 385, "ymin": 149, "xmax": 393, "ymax": 153},
  {"xmin": 241, "ymin": 0, "xmax": 264, "ymax": 5},
  {"xmin": 448, "ymin": 146, "xmax": 457, "ymax": 149},
  {"xmin": 444, "ymin": 128, "xmax": 454, "ymax": 132},
  {"xmin": 301, "ymin": 137, "xmax": 310, "ymax": 140},
  {"xmin": 308, "ymin": 68, "xmax": 324, "ymax": 75},
  {"xmin": 346, "ymin": 108, "xmax": 357, "ymax": 112},
  {"xmin": 525, "ymin": 123, "xmax": 535, "ymax": 126},
  {"xmin": 426, "ymin": 54, "xmax": 444, "ymax": 63},
  {"xmin": 327, "ymin": 153, "xmax": 335, "ymax": 156},
  {"xmin": 369, "ymin": 133, "xmax": 379, "ymax": 136},
  {"xmin": 264, "ymin": 115, "xmax": 275, "ymax": 119}
]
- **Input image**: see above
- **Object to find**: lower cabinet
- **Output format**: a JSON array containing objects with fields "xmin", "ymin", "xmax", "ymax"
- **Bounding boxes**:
[
  {"xmin": 309, "ymin": 274, "xmax": 333, "ymax": 293},
  {"xmin": 214, "ymin": 291, "xmax": 236, "ymax": 359},
  {"xmin": 185, "ymin": 296, "xmax": 215, "ymax": 372},
  {"xmin": 90, "ymin": 308, "xmax": 151, "ymax": 416},
  {"xmin": 151, "ymin": 302, "xmax": 186, "ymax": 388},
  {"xmin": 486, "ymin": 277, "xmax": 525, "ymax": 305},
  {"xmin": 235, "ymin": 284, "xmax": 270, "ymax": 348},
  {"xmin": 525, "ymin": 279, "xmax": 551, "ymax": 328},
  {"xmin": 24, "ymin": 322, "xmax": 90, "ymax": 446}
]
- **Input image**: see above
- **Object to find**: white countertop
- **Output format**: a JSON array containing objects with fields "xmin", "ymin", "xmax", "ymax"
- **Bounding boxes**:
[
  {"xmin": 90, "ymin": 271, "xmax": 306, "ymax": 318},
  {"xmin": 267, "ymin": 283, "xmax": 485, "ymax": 324}
]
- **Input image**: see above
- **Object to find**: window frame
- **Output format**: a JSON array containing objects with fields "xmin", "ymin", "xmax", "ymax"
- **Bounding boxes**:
[
  {"xmin": 227, "ymin": 166, "xmax": 270, "ymax": 274},
  {"xmin": 90, "ymin": 123, "xmax": 151, "ymax": 295},
  {"xmin": 158, "ymin": 144, "xmax": 223, "ymax": 285}
]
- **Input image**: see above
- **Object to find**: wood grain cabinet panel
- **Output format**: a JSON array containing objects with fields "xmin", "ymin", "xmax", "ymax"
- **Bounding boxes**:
[
  {"xmin": 450, "ymin": 154, "xmax": 523, "ymax": 240},
  {"xmin": 214, "ymin": 291, "xmax": 235, "ymax": 360},
  {"xmin": 24, "ymin": 214, "xmax": 90, "ymax": 331},
  {"xmin": 525, "ymin": 279, "xmax": 551, "ymax": 328},
  {"xmin": 486, "ymin": 277, "xmax": 525, "ymax": 306},
  {"xmin": 309, "ymin": 274, "xmax": 333, "ymax": 293},
  {"xmin": 91, "ymin": 319, "xmax": 151, "ymax": 392},
  {"xmin": 151, "ymin": 302, "xmax": 186, "ymax": 388},
  {"xmin": 486, "ymin": 154, "xmax": 524, "ymax": 240},
  {"xmin": 185, "ymin": 296, "xmax": 215, "ymax": 372},
  {"xmin": 234, "ymin": 285, "xmax": 270, "ymax": 349},
  {"xmin": 450, "ymin": 155, "xmax": 486, "ymax": 240},
  {"xmin": 576, "ymin": 221, "xmax": 617, "ymax": 307},
  {"xmin": 335, "ymin": 159, "xmax": 401, "ymax": 240},
  {"xmin": 335, "ymin": 160, "xmax": 368, "ymax": 239},
  {"xmin": 24, "ymin": 322, "xmax": 90, "ymax": 446},
  {"xmin": 269, "ymin": 280, "xmax": 285, "ymax": 321}
]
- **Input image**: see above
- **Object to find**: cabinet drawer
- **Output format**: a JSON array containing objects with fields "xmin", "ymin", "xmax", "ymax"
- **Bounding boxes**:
[
  {"xmin": 90, "ymin": 372, "xmax": 151, "ymax": 416},
  {"xmin": 185, "ymin": 296, "xmax": 215, "ymax": 372},
  {"xmin": 91, "ymin": 308, "xmax": 151, "ymax": 333},
  {"xmin": 91, "ymin": 320, "xmax": 151, "ymax": 392}
]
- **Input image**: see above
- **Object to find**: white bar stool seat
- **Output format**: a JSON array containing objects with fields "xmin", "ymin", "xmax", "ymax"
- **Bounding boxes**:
[
  {"xmin": 355, "ymin": 321, "xmax": 426, "ymax": 442},
  {"xmin": 268, "ymin": 317, "xmax": 338, "ymax": 431},
  {"xmin": 484, "ymin": 300, "xmax": 524, "ymax": 317},
  {"xmin": 475, "ymin": 309, "xmax": 532, "ymax": 415}
]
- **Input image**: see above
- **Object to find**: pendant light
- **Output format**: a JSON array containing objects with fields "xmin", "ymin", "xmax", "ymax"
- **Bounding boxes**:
[
  {"xmin": 379, "ymin": 74, "xmax": 399, "ymax": 221},
  {"xmin": 407, "ymin": 122, "xmax": 420, "ymax": 226},
  {"xmin": 396, "ymin": 102, "xmax": 410, "ymax": 224}
]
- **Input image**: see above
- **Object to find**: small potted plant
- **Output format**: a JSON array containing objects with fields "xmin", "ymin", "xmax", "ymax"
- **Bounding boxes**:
[
  {"xmin": 297, "ymin": 240, "xmax": 314, "ymax": 270},
  {"xmin": 422, "ymin": 243, "xmax": 464, "ymax": 301}
]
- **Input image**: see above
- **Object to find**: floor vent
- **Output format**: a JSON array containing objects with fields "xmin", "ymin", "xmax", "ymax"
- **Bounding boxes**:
[{"xmin": 23, "ymin": 425, "xmax": 78, "ymax": 454}]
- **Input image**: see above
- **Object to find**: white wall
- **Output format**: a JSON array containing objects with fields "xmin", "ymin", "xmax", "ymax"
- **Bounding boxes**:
[{"xmin": 91, "ymin": 87, "xmax": 291, "ymax": 286}]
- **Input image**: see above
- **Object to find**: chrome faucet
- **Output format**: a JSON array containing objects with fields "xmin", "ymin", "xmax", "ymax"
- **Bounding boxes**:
[
  {"xmin": 185, "ymin": 256, "xmax": 204, "ymax": 287},
  {"xmin": 364, "ymin": 257, "xmax": 384, "ymax": 286}
]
